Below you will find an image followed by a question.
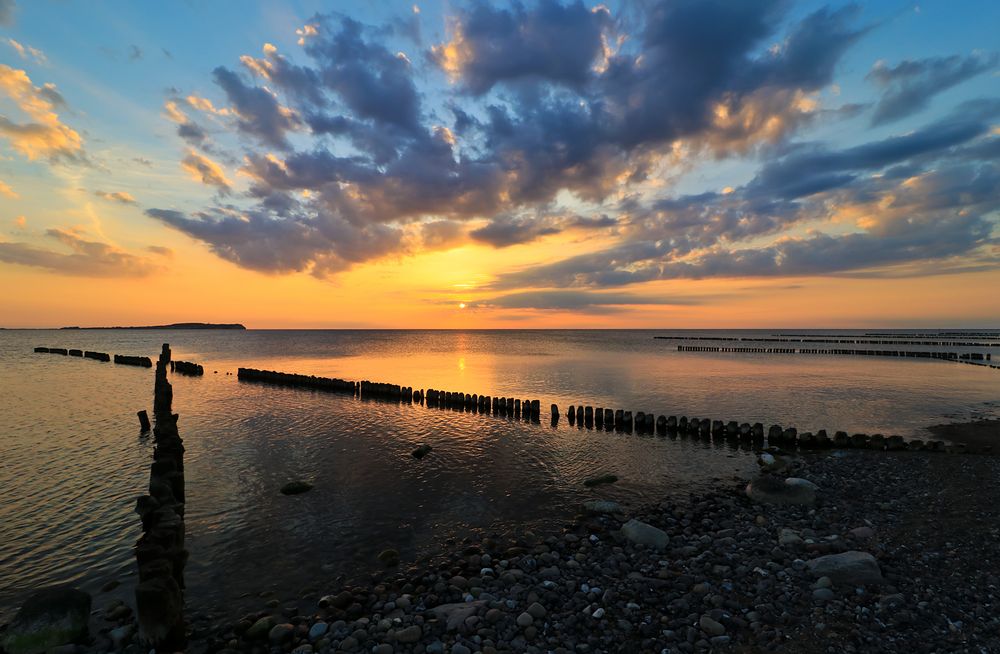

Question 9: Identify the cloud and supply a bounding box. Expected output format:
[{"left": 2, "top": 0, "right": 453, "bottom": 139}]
[
  {"left": 212, "top": 65, "right": 301, "bottom": 149},
  {"left": 431, "top": 0, "right": 612, "bottom": 94},
  {"left": 128, "top": 45, "right": 143, "bottom": 61},
  {"left": 472, "top": 289, "right": 699, "bottom": 313},
  {"left": 469, "top": 211, "right": 617, "bottom": 248},
  {"left": 180, "top": 150, "right": 231, "bottom": 193},
  {"left": 13, "top": 215, "right": 25, "bottom": 228},
  {"left": 868, "top": 52, "right": 998, "bottom": 125},
  {"left": 491, "top": 104, "right": 1000, "bottom": 288},
  {"left": 0, "top": 228, "right": 158, "bottom": 277},
  {"left": 94, "top": 190, "right": 137, "bottom": 205},
  {"left": 163, "top": 100, "right": 209, "bottom": 147},
  {"left": 0, "top": 64, "right": 83, "bottom": 161},
  {"left": 132, "top": 156, "right": 153, "bottom": 167},
  {"left": 0, "top": 179, "right": 17, "bottom": 198},
  {"left": 6, "top": 38, "right": 46, "bottom": 65},
  {"left": 146, "top": 245, "right": 173, "bottom": 257},
  {"left": 149, "top": 1, "right": 997, "bottom": 288},
  {"left": 0, "top": 0, "right": 14, "bottom": 26}
]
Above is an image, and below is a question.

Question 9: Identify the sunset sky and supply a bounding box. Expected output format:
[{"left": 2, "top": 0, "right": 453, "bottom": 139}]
[{"left": 1, "top": 0, "right": 998, "bottom": 328}]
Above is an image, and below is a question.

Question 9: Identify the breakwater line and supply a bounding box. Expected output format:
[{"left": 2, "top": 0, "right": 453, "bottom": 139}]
[
  {"left": 673, "top": 344, "right": 997, "bottom": 369},
  {"left": 655, "top": 335, "right": 1000, "bottom": 347},
  {"left": 236, "top": 367, "right": 958, "bottom": 453}
]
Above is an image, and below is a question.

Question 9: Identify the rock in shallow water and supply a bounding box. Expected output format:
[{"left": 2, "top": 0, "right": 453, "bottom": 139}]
[
  {"left": 280, "top": 480, "right": 313, "bottom": 495},
  {"left": 1, "top": 586, "right": 91, "bottom": 654}
]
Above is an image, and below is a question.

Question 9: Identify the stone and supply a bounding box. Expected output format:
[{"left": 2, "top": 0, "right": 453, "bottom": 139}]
[
  {"left": 269, "top": 623, "right": 295, "bottom": 645},
  {"left": 373, "top": 645, "right": 393, "bottom": 654},
  {"left": 806, "top": 551, "right": 883, "bottom": 585},
  {"left": 412, "top": 444, "right": 433, "bottom": 459},
  {"left": 451, "top": 645, "right": 471, "bottom": 654},
  {"left": 430, "top": 601, "right": 485, "bottom": 631},
  {"left": 746, "top": 476, "right": 817, "bottom": 506},
  {"left": 849, "top": 526, "right": 875, "bottom": 540},
  {"left": 621, "top": 519, "right": 669, "bottom": 550},
  {"left": 699, "top": 616, "right": 725, "bottom": 637},
  {"left": 813, "top": 588, "right": 836, "bottom": 602},
  {"left": 395, "top": 625, "right": 422, "bottom": 643},
  {"left": 378, "top": 548, "right": 400, "bottom": 566},
  {"left": 582, "top": 500, "right": 623, "bottom": 515},
  {"left": 109, "top": 624, "right": 134, "bottom": 649},
  {"left": 246, "top": 616, "right": 276, "bottom": 640},
  {"left": 308, "top": 621, "right": 328, "bottom": 641},
  {"left": 583, "top": 474, "right": 618, "bottom": 487},
  {"left": 1, "top": 586, "right": 92, "bottom": 654},
  {"left": 280, "top": 480, "right": 313, "bottom": 495},
  {"left": 526, "top": 602, "right": 547, "bottom": 619},
  {"left": 516, "top": 612, "right": 534, "bottom": 627},
  {"left": 778, "top": 528, "right": 803, "bottom": 546}
]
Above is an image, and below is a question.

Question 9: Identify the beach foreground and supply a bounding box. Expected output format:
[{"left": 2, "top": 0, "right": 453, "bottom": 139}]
[{"left": 8, "top": 420, "right": 996, "bottom": 654}]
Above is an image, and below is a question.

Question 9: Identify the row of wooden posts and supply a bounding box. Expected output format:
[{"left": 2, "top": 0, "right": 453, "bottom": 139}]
[
  {"left": 676, "top": 344, "right": 996, "bottom": 368},
  {"left": 655, "top": 335, "right": 1000, "bottom": 347},
  {"left": 236, "top": 366, "right": 953, "bottom": 452},
  {"left": 34, "top": 346, "right": 204, "bottom": 373}
]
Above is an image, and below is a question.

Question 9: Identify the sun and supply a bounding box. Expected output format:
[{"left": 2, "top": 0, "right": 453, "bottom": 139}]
[{"left": 458, "top": 302, "right": 466, "bottom": 309}]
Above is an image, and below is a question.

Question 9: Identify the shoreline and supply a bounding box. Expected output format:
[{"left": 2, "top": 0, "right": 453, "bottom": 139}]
[{"left": 7, "top": 420, "right": 999, "bottom": 654}]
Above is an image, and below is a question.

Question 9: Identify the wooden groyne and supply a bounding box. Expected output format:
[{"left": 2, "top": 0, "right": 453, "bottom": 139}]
[
  {"left": 35, "top": 346, "right": 112, "bottom": 361},
  {"left": 237, "top": 365, "right": 958, "bottom": 452},
  {"left": 655, "top": 335, "right": 1000, "bottom": 347},
  {"left": 171, "top": 361, "right": 204, "bottom": 376},
  {"left": 115, "top": 354, "right": 153, "bottom": 368},
  {"left": 134, "top": 344, "right": 187, "bottom": 650},
  {"left": 424, "top": 389, "right": 541, "bottom": 421},
  {"left": 675, "top": 345, "right": 997, "bottom": 368}
]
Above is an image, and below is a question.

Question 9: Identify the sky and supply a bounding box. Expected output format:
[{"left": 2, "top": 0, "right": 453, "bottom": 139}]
[{"left": 0, "top": 0, "right": 998, "bottom": 329}]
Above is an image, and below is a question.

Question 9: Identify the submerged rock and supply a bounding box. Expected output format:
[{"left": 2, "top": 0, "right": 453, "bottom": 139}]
[
  {"left": 583, "top": 474, "right": 619, "bottom": 487},
  {"left": 412, "top": 444, "right": 433, "bottom": 459},
  {"left": 1, "top": 586, "right": 91, "bottom": 654},
  {"left": 280, "top": 481, "right": 313, "bottom": 495}
]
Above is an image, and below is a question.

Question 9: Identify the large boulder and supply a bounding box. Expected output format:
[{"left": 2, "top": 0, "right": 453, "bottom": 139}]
[
  {"left": 806, "top": 551, "right": 883, "bottom": 585},
  {"left": 746, "top": 476, "right": 818, "bottom": 506},
  {"left": 621, "top": 519, "right": 669, "bottom": 550},
  {"left": 1, "top": 586, "right": 91, "bottom": 654}
]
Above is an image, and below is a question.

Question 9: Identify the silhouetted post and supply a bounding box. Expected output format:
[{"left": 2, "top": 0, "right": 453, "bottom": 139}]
[
  {"left": 134, "top": 343, "right": 186, "bottom": 651},
  {"left": 137, "top": 410, "right": 151, "bottom": 432}
]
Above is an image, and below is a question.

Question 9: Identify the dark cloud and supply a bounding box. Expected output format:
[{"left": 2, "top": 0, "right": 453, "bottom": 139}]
[
  {"left": 146, "top": 245, "right": 173, "bottom": 257},
  {"left": 470, "top": 211, "right": 618, "bottom": 248},
  {"left": 128, "top": 45, "right": 143, "bottom": 61},
  {"left": 491, "top": 106, "right": 1000, "bottom": 289},
  {"left": 304, "top": 16, "right": 422, "bottom": 132},
  {"left": 153, "top": 1, "right": 997, "bottom": 287},
  {"left": 0, "top": 228, "right": 157, "bottom": 277},
  {"left": 212, "top": 66, "right": 301, "bottom": 149},
  {"left": 868, "top": 53, "right": 998, "bottom": 125},
  {"left": 471, "top": 289, "right": 699, "bottom": 313},
  {"left": 431, "top": 0, "right": 612, "bottom": 94},
  {"left": 0, "top": 0, "right": 14, "bottom": 26}
]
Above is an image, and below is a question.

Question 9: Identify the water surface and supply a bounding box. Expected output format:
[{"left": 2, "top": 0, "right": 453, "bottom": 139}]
[{"left": 1, "top": 329, "right": 998, "bottom": 621}]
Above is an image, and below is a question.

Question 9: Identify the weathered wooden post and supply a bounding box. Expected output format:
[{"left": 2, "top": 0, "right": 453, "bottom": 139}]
[{"left": 134, "top": 344, "right": 186, "bottom": 651}]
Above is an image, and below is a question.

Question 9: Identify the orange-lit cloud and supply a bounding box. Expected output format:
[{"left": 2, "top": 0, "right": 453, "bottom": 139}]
[
  {"left": 94, "top": 190, "right": 137, "bottom": 205},
  {"left": 180, "top": 149, "right": 231, "bottom": 193},
  {"left": 0, "top": 178, "right": 17, "bottom": 198},
  {"left": 5, "top": 38, "right": 46, "bottom": 64},
  {"left": 0, "top": 227, "right": 159, "bottom": 277},
  {"left": 0, "top": 64, "right": 82, "bottom": 161}
]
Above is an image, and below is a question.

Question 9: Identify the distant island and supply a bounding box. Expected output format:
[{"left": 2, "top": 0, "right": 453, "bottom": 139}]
[{"left": 59, "top": 322, "right": 246, "bottom": 330}]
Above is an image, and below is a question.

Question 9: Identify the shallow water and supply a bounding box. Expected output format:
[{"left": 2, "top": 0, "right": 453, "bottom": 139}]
[{"left": 1, "top": 329, "right": 998, "bottom": 620}]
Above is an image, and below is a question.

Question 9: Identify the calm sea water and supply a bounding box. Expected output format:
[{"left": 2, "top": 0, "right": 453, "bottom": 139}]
[{"left": 1, "top": 329, "right": 998, "bottom": 621}]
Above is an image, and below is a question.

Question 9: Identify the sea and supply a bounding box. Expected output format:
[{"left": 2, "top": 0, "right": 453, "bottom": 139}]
[{"left": 1, "top": 328, "right": 998, "bottom": 621}]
